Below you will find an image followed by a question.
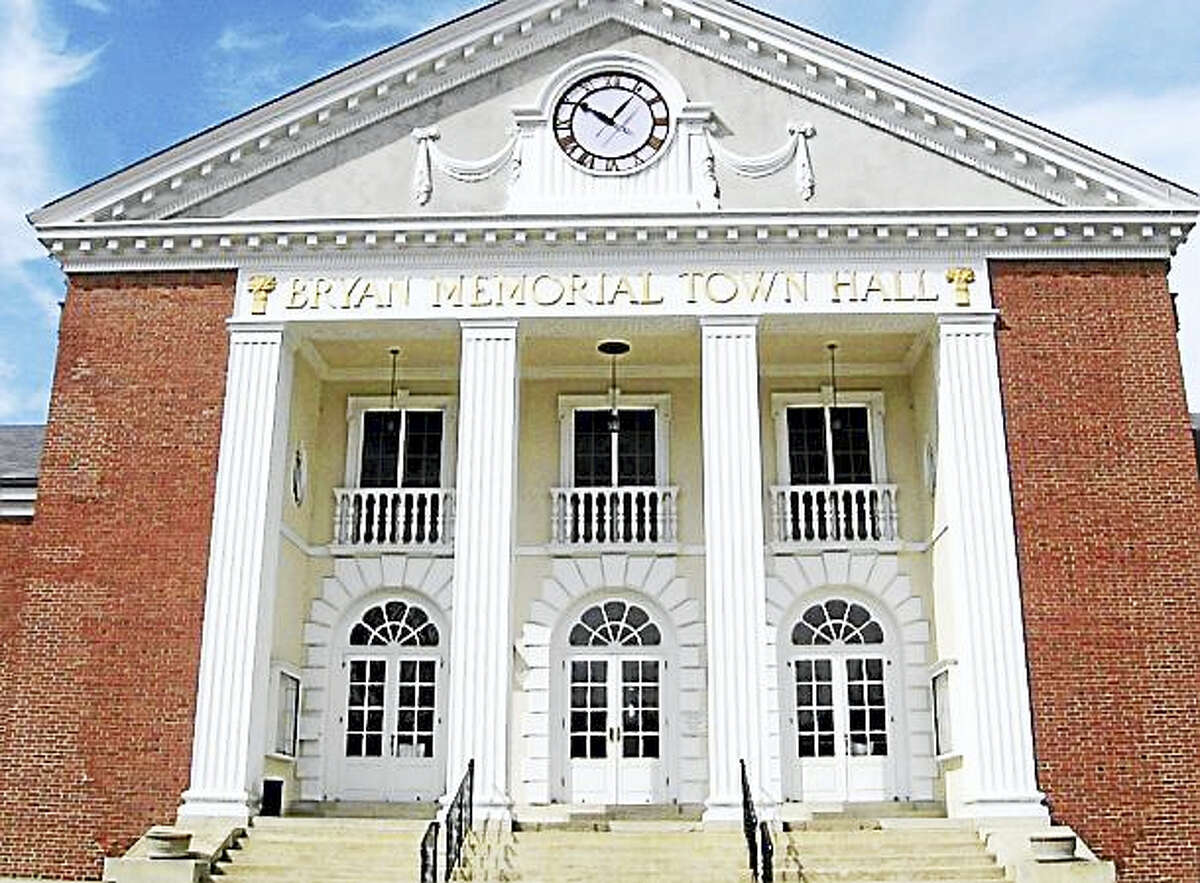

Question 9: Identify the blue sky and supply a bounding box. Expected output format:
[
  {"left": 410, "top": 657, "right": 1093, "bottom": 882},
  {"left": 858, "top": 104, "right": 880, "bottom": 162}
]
[{"left": 3, "top": 0, "right": 1199, "bottom": 423}]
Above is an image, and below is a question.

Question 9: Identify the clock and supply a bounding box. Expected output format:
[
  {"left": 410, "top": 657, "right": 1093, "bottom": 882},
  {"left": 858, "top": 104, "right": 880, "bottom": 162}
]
[{"left": 552, "top": 70, "right": 671, "bottom": 174}]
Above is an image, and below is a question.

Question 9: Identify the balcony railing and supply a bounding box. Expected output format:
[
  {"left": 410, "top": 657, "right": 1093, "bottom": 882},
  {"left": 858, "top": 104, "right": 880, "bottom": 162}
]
[
  {"left": 770, "top": 483, "right": 898, "bottom": 544},
  {"left": 551, "top": 486, "right": 678, "bottom": 546},
  {"left": 332, "top": 487, "right": 455, "bottom": 550}
]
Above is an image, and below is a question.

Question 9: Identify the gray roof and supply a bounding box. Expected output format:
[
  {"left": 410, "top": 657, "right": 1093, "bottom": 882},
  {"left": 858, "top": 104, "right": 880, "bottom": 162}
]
[{"left": 0, "top": 425, "right": 45, "bottom": 481}]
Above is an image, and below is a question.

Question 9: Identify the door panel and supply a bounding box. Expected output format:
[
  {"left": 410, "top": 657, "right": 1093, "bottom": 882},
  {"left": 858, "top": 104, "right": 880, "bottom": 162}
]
[
  {"left": 788, "top": 654, "right": 892, "bottom": 803},
  {"left": 567, "top": 656, "right": 664, "bottom": 804},
  {"left": 337, "top": 654, "right": 443, "bottom": 801}
]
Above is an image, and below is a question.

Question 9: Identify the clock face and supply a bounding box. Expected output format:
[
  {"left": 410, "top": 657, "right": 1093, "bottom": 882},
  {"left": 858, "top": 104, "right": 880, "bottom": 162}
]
[{"left": 553, "top": 71, "right": 671, "bottom": 174}]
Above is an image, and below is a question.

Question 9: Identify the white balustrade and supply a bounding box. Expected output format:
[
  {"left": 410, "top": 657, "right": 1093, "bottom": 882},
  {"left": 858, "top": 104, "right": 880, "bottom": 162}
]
[
  {"left": 550, "top": 486, "right": 678, "bottom": 546},
  {"left": 770, "top": 483, "right": 899, "bottom": 544},
  {"left": 332, "top": 487, "right": 455, "bottom": 548}
]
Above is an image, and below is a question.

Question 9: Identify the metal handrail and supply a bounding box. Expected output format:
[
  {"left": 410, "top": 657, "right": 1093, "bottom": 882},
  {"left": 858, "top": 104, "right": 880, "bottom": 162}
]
[
  {"left": 739, "top": 759, "right": 773, "bottom": 882},
  {"left": 444, "top": 759, "right": 474, "bottom": 881},
  {"left": 419, "top": 820, "right": 439, "bottom": 883}
]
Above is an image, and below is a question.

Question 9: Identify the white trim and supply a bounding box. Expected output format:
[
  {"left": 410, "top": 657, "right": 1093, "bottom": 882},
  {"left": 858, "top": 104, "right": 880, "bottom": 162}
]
[
  {"left": 37, "top": 210, "right": 1192, "bottom": 272},
  {"left": 770, "top": 390, "right": 887, "bottom": 486},
  {"left": 297, "top": 555, "right": 455, "bottom": 802},
  {"left": 556, "top": 392, "right": 672, "bottom": 486},
  {"left": 266, "top": 662, "right": 302, "bottom": 760},
  {"left": 764, "top": 550, "right": 934, "bottom": 804},
  {"left": 344, "top": 394, "right": 458, "bottom": 488},
  {"left": 517, "top": 554, "right": 706, "bottom": 806}
]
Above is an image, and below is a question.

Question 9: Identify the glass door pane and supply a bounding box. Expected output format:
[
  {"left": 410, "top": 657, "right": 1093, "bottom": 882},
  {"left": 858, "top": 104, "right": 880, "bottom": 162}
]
[
  {"left": 845, "top": 657, "right": 888, "bottom": 757},
  {"left": 616, "top": 410, "right": 656, "bottom": 486},
  {"left": 829, "top": 407, "right": 872, "bottom": 484},
  {"left": 569, "top": 659, "right": 609, "bottom": 759},
  {"left": 786, "top": 407, "right": 828, "bottom": 485},
  {"left": 345, "top": 659, "right": 387, "bottom": 757},
  {"left": 394, "top": 658, "right": 437, "bottom": 758},
  {"left": 794, "top": 658, "right": 835, "bottom": 758},
  {"left": 619, "top": 659, "right": 660, "bottom": 759},
  {"left": 360, "top": 412, "right": 401, "bottom": 487}
]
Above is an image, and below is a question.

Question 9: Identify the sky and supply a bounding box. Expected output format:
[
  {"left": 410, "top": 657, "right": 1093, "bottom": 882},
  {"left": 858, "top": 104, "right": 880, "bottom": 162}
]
[{"left": 2, "top": 0, "right": 1199, "bottom": 424}]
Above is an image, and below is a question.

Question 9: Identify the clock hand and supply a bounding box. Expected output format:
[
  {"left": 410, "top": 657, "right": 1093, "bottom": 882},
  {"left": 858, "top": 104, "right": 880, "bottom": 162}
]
[
  {"left": 580, "top": 100, "right": 632, "bottom": 134},
  {"left": 601, "top": 99, "right": 642, "bottom": 147}
]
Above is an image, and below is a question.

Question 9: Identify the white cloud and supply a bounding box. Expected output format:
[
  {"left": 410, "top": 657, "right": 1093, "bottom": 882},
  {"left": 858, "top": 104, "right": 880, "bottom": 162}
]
[
  {"left": 306, "top": 0, "right": 474, "bottom": 34},
  {"left": 0, "top": 355, "right": 51, "bottom": 424},
  {"left": 72, "top": 0, "right": 111, "bottom": 13},
  {"left": 0, "top": 0, "right": 97, "bottom": 266},
  {"left": 215, "top": 24, "right": 286, "bottom": 54}
]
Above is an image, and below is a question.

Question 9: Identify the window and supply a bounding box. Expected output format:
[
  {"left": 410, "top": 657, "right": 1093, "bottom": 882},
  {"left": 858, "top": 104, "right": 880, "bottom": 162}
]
[
  {"left": 931, "top": 666, "right": 954, "bottom": 757},
  {"left": 359, "top": 410, "right": 444, "bottom": 488},
  {"left": 792, "top": 598, "right": 884, "bottom": 646},
  {"left": 786, "top": 405, "right": 873, "bottom": 485},
  {"left": 568, "top": 599, "right": 662, "bottom": 646},
  {"left": 772, "top": 392, "right": 886, "bottom": 488},
  {"left": 272, "top": 670, "right": 300, "bottom": 757},
  {"left": 574, "top": 408, "right": 657, "bottom": 487}
]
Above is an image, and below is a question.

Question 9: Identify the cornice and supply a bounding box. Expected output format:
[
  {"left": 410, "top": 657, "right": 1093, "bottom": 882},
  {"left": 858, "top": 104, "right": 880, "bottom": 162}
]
[
  {"left": 38, "top": 209, "right": 1194, "bottom": 272},
  {"left": 28, "top": 0, "right": 1199, "bottom": 230}
]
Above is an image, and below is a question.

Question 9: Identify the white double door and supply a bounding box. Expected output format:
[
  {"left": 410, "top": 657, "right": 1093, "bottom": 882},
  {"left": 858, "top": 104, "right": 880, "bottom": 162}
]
[
  {"left": 787, "top": 653, "right": 893, "bottom": 803},
  {"left": 335, "top": 650, "right": 445, "bottom": 801},
  {"left": 566, "top": 655, "right": 664, "bottom": 804}
]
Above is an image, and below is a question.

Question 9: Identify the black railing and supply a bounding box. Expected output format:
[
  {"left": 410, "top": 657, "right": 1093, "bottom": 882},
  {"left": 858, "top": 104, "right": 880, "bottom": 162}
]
[
  {"left": 444, "top": 759, "right": 474, "bottom": 881},
  {"left": 739, "top": 759, "right": 773, "bottom": 882},
  {"left": 419, "top": 820, "right": 439, "bottom": 883}
]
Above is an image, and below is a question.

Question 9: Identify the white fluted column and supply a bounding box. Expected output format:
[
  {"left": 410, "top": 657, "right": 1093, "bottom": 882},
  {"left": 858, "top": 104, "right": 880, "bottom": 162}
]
[
  {"left": 180, "top": 324, "right": 293, "bottom": 823},
  {"left": 447, "top": 319, "right": 518, "bottom": 817},
  {"left": 700, "top": 316, "right": 773, "bottom": 820},
  {"left": 933, "top": 314, "right": 1045, "bottom": 818}
]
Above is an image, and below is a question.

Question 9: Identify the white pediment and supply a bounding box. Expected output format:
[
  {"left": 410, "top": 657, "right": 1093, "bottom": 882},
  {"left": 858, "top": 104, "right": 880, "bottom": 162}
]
[{"left": 30, "top": 0, "right": 1199, "bottom": 230}]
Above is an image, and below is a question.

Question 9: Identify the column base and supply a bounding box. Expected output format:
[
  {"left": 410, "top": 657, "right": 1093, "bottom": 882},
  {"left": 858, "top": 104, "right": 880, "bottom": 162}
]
[
  {"left": 958, "top": 794, "right": 1049, "bottom": 821},
  {"left": 177, "top": 789, "right": 255, "bottom": 827}
]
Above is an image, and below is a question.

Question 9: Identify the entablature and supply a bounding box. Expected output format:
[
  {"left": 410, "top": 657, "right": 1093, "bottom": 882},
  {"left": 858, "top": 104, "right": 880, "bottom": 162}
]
[{"left": 38, "top": 209, "right": 1193, "bottom": 274}]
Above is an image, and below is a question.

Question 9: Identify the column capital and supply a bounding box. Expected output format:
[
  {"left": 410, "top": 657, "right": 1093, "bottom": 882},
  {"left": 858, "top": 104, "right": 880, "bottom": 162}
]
[
  {"left": 699, "top": 315, "right": 760, "bottom": 330},
  {"left": 937, "top": 311, "right": 998, "bottom": 332},
  {"left": 226, "top": 320, "right": 285, "bottom": 336},
  {"left": 459, "top": 318, "right": 518, "bottom": 335}
]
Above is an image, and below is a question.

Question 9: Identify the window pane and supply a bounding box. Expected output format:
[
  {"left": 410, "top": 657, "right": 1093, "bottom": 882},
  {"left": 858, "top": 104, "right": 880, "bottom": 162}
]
[
  {"left": 574, "top": 410, "right": 612, "bottom": 487},
  {"left": 617, "top": 409, "right": 656, "bottom": 486},
  {"left": 274, "top": 672, "right": 299, "bottom": 757},
  {"left": 787, "top": 407, "right": 828, "bottom": 484},
  {"left": 830, "top": 407, "right": 872, "bottom": 484},
  {"left": 402, "top": 411, "right": 443, "bottom": 488},
  {"left": 360, "top": 411, "right": 400, "bottom": 487}
]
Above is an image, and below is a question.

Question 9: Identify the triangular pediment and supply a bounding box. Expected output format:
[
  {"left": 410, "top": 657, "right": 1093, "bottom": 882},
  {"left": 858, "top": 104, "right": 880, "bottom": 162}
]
[{"left": 30, "top": 0, "right": 1198, "bottom": 229}]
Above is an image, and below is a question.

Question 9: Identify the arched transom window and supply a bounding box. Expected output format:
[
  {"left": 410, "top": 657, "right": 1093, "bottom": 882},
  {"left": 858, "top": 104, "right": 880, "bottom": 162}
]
[
  {"left": 569, "top": 600, "right": 661, "bottom": 647},
  {"left": 349, "top": 599, "right": 440, "bottom": 647},
  {"left": 792, "top": 598, "right": 883, "bottom": 646}
]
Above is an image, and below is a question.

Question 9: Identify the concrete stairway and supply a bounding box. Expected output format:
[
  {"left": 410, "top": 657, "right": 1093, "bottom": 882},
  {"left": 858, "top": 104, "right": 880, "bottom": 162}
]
[
  {"left": 507, "top": 821, "right": 761, "bottom": 882},
  {"left": 211, "top": 816, "right": 430, "bottom": 882},
  {"left": 780, "top": 818, "right": 1006, "bottom": 882}
]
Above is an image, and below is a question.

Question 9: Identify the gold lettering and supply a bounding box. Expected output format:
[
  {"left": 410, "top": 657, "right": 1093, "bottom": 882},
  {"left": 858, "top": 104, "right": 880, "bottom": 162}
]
[
  {"left": 705, "top": 271, "right": 739, "bottom": 304},
  {"left": 433, "top": 276, "right": 463, "bottom": 308},
  {"left": 352, "top": 277, "right": 380, "bottom": 309},
  {"left": 639, "top": 272, "right": 660, "bottom": 305},
  {"left": 862, "top": 273, "right": 886, "bottom": 302},
  {"left": 312, "top": 277, "right": 333, "bottom": 309},
  {"left": 531, "top": 274, "right": 565, "bottom": 305},
  {"left": 498, "top": 276, "right": 525, "bottom": 306},
  {"left": 385, "top": 278, "right": 406, "bottom": 308},
  {"left": 468, "top": 275, "right": 492, "bottom": 307},
  {"left": 681, "top": 272, "right": 702, "bottom": 304},
  {"left": 739, "top": 271, "right": 777, "bottom": 302},
  {"left": 608, "top": 274, "right": 636, "bottom": 306},
  {"left": 784, "top": 272, "right": 806, "bottom": 303},
  {"left": 285, "top": 277, "right": 308, "bottom": 310},
  {"left": 888, "top": 272, "right": 912, "bottom": 302},
  {"left": 832, "top": 270, "right": 854, "bottom": 303},
  {"left": 567, "top": 274, "right": 593, "bottom": 306}
]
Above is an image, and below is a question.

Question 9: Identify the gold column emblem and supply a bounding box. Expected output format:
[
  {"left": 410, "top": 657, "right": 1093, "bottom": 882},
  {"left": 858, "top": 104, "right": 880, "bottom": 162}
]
[
  {"left": 945, "top": 267, "right": 976, "bottom": 307},
  {"left": 248, "top": 274, "right": 278, "bottom": 315}
]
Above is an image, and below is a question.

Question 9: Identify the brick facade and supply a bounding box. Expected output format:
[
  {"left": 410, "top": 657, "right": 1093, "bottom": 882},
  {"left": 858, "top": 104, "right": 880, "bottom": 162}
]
[
  {"left": 992, "top": 260, "right": 1200, "bottom": 882},
  {"left": 0, "top": 272, "right": 233, "bottom": 880}
]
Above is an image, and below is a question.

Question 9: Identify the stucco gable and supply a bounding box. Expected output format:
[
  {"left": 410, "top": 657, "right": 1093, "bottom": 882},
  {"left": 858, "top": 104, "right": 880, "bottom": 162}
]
[{"left": 30, "top": 0, "right": 1198, "bottom": 228}]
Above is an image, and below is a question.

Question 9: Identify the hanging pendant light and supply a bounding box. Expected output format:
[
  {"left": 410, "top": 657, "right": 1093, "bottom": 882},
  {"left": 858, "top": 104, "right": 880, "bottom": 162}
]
[
  {"left": 827, "top": 341, "right": 842, "bottom": 430},
  {"left": 598, "top": 339, "right": 631, "bottom": 434},
  {"left": 386, "top": 346, "right": 401, "bottom": 434}
]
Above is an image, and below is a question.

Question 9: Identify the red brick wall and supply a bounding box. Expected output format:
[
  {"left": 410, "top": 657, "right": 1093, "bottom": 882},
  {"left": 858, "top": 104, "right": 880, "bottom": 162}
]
[
  {"left": 992, "top": 260, "right": 1200, "bottom": 882},
  {"left": 0, "top": 272, "right": 234, "bottom": 880}
]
